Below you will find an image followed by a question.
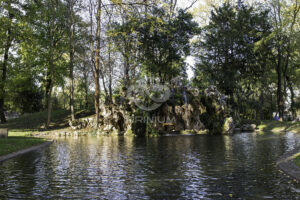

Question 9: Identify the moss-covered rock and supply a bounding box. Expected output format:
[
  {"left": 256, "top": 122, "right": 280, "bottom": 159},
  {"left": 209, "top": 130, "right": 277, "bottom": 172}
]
[
  {"left": 222, "top": 117, "right": 235, "bottom": 134},
  {"left": 74, "top": 85, "right": 232, "bottom": 136}
]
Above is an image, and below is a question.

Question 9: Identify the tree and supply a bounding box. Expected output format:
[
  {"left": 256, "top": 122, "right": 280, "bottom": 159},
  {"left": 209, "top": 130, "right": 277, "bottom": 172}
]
[
  {"left": 88, "top": 0, "right": 102, "bottom": 127},
  {"left": 270, "top": 0, "right": 300, "bottom": 120},
  {"left": 0, "top": 0, "right": 15, "bottom": 123},
  {"left": 195, "top": 2, "right": 273, "bottom": 119},
  {"left": 66, "top": 0, "right": 77, "bottom": 121}
]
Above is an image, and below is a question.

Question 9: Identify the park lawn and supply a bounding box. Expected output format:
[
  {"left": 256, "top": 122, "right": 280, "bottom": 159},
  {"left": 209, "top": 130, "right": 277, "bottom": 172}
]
[
  {"left": 257, "top": 120, "right": 300, "bottom": 134},
  {"left": 0, "top": 109, "right": 94, "bottom": 135},
  {"left": 0, "top": 137, "right": 46, "bottom": 157},
  {"left": 295, "top": 155, "right": 300, "bottom": 167},
  {"left": 0, "top": 110, "right": 71, "bottom": 132}
]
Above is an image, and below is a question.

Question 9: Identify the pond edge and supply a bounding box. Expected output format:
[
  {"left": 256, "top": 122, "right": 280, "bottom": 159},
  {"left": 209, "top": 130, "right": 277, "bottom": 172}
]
[
  {"left": 276, "top": 147, "right": 300, "bottom": 181},
  {"left": 0, "top": 141, "right": 53, "bottom": 163}
]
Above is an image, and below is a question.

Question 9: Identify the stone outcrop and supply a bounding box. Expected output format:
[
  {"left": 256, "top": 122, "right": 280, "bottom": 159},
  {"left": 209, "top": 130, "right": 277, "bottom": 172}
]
[
  {"left": 151, "top": 103, "right": 206, "bottom": 133},
  {"left": 222, "top": 117, "right": 235, "bottom": 134},
  {"left": 241, "top": 124, "right": 257, "bottom": 132},
  {"left": 69, "top": 85, "right": 232, "bottom": 136},
  {"left": 68, "top": 119, "right": 90, "bottom": 130}
]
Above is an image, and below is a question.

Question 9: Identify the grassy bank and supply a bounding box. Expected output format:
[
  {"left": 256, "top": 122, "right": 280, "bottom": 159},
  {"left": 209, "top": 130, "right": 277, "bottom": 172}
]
[
  {"left": 257, "top": 120, "right": 300, "bottom": 134},
  {"left": 1, "top": 110, "right": 299, "bottom": 136},
  {"left": 295, "top": 154, "right": 300, "bottom": 167},
  {"left": 0, "top": 109, "right": 94, "bottom": 135},
  {"left": 0, "top": 137, "right": 46, "bottom": 157},
  {"left": 0, "top": 110, "right": 72, "bottom": 131},
  {"left": 0, "top": 109, "right": 94, "bottom": 157}
]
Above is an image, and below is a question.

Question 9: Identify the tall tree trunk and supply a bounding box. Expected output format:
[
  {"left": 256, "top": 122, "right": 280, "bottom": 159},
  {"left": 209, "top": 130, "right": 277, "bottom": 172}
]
[
  {"left": 108, "top": 36, "right": 113, "bottom": 102},
  {"left": 46, "top": 47, "right": 54, "bottom": 128},
  {"left": 84, "top": 70, "right": 89, "bottom": 109},
  {"left": 276, "top": 46, "right": 284, "bottom": 121},
  {"left": 259, "top": 91, "right": 264, "bottom": 120},
  {"left": 62, "top": 84, "right": 66, "bottom": 110},
  {"left": 93, "top": 0, "right": 102, "bottom": 128},
  {"left": 123, "top": 40, "right": 130, "bottom": 89},
  {"left": 100, "top": 68, "right": 108, "bottom": 98},
  {"left": 68, "top": 0, "right": 75, "bottom": 121},
  {"left": 0, "top": 7, "right": 12, "bottom": 124},
  {"left": 69, "top": 23, "right": 75, "bottom": 121},
  {"left": 0, "top": 29, "right": 11, "bottom": 124},
  {"left": 260, "top": 63, "right": 267, "bottom": 120},
  {"left": 46, "top": 0, "right": 57, "bottom": 129},
  {"left": 269, "top": 92, "right": 273, "bottom": 120},
  {"left": 286, "top": 76, "right": 296, "bottom": 119},
  {"left": 282, "top": 3, "right": 299, "bottom": 120}
]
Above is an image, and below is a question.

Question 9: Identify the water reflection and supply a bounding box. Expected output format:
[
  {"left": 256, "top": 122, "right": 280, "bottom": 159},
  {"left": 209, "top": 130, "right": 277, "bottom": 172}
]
[{"left": 1, "top": 133, "right": 300, "bottom": 199}]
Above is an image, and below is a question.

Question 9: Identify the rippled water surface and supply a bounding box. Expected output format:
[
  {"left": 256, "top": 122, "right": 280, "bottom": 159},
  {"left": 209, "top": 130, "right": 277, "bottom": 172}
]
[{"left": 1, "top": 132, "right": 300, "bottom": 199}]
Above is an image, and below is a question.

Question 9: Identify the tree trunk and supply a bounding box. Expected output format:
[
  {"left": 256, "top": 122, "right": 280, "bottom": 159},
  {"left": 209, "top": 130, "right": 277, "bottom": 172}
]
[
  {"left": 84, "top": 70, "right": 89, "bottom": 109},
  {"left": 45, "top": 0, "right": 57, "bottom": 129},
  {"left": 276, "top": 46, "right": 284, "bottom": 121},
  {"left": 100, "top": 68, "right": 108, "bottom": 98},
  {"left": 108, "top": 37, "right": 113, "bottom": 102},
  {"left": 62, "top": 84, "right": 66, "bottom": 110},
  {"left": 68, "top": 0, "right": 75, "bottom": 121},
  {"left": 0, "top": 30, "right": 11, "bottom": 123},
  {"left": 46, "top": 50, "right": 54, "bottom": 129},
  {"left": 123, "top": 48, "right": 130, "bottom": 88},
  {"left": 260, "top": 64, "right": 267, "bottom": 120},
  {"left": 93, "top": 0, "right": 102, "bottom": 128},
  {"left": 0, "top": 8, "right": 13, "bottom": 124},
  {"left": 269, "top": 92, "right": 273, "bottom": 120},
  {"left": 259, "top": 92, "right": 264, "bottom": 120},
  {"left": 286, "top": 76, "right": 296, "bottom": 119},
  {"left": 69, "top": 25, "right": 75, "bottom": 121}
]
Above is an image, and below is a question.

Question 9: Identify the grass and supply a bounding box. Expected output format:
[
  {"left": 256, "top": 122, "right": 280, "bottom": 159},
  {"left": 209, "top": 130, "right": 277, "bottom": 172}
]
[
  {"left": 0, "top": 137, "right": 46, "bottom": 157},
  {"left": 257, "top": 120, "right": 300, "bottom": 134},
  {"left": 0, "top": 109, "right": 95, "bottom": 135},
  {"left": 0, "top": 110, "right": 71, "bottom": 131},
  {"left": 295, "top": 155, "right": 300, "bottom": 167}
]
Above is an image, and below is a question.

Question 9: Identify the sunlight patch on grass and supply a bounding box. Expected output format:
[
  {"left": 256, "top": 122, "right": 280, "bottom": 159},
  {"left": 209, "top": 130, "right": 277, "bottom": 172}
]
[{"left": 257, "top": 121, "right": 300, "bottom": 134}]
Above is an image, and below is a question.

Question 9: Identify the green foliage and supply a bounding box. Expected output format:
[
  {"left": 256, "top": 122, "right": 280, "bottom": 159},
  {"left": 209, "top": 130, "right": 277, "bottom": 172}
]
[
  {"left": 199, "top": 94, "right": 228, "bottom": 134},
  {"left": 196, "top": 3, "right": 272, "bottom": 95},
  {"left": 110, "top": 7, "right": 198, "bottom": 82}
]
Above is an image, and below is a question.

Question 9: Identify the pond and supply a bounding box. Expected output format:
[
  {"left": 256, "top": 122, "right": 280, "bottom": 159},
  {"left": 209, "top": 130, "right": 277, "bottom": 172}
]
[{"left": 1, "top": 132, "right": 300, "bottom": 199}]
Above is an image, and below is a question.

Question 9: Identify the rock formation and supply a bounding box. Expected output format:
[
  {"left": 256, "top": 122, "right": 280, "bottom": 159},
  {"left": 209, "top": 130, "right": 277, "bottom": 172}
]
[{"left": 69, "top": 85, "right": 233, "bottom": 136}]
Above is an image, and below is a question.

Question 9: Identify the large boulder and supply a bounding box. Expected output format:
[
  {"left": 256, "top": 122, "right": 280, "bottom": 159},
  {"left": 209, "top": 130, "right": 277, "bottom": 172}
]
[
  {"left": 241, "top": 124, "right": 257, "bottom": 132},
  {"left": 68, "top": 119, "right": 89, "bottom": 130},
  {"left": 222, "top": 117, "right": 235, "bottom": 134}
]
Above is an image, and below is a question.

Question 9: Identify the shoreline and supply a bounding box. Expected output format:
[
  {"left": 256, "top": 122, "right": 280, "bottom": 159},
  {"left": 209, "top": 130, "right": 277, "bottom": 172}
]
[
  {"left": 0, "top": 141, "right": 53, "bottom": 163},
  {"left": 276, "top": 147, "right": 300, "bottom": 181}
]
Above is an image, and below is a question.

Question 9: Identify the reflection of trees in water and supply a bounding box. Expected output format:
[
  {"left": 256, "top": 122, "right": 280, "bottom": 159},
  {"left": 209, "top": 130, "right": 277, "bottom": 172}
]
[{"left": 2, "top": 134, "right": 300, "bottom": 199}]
